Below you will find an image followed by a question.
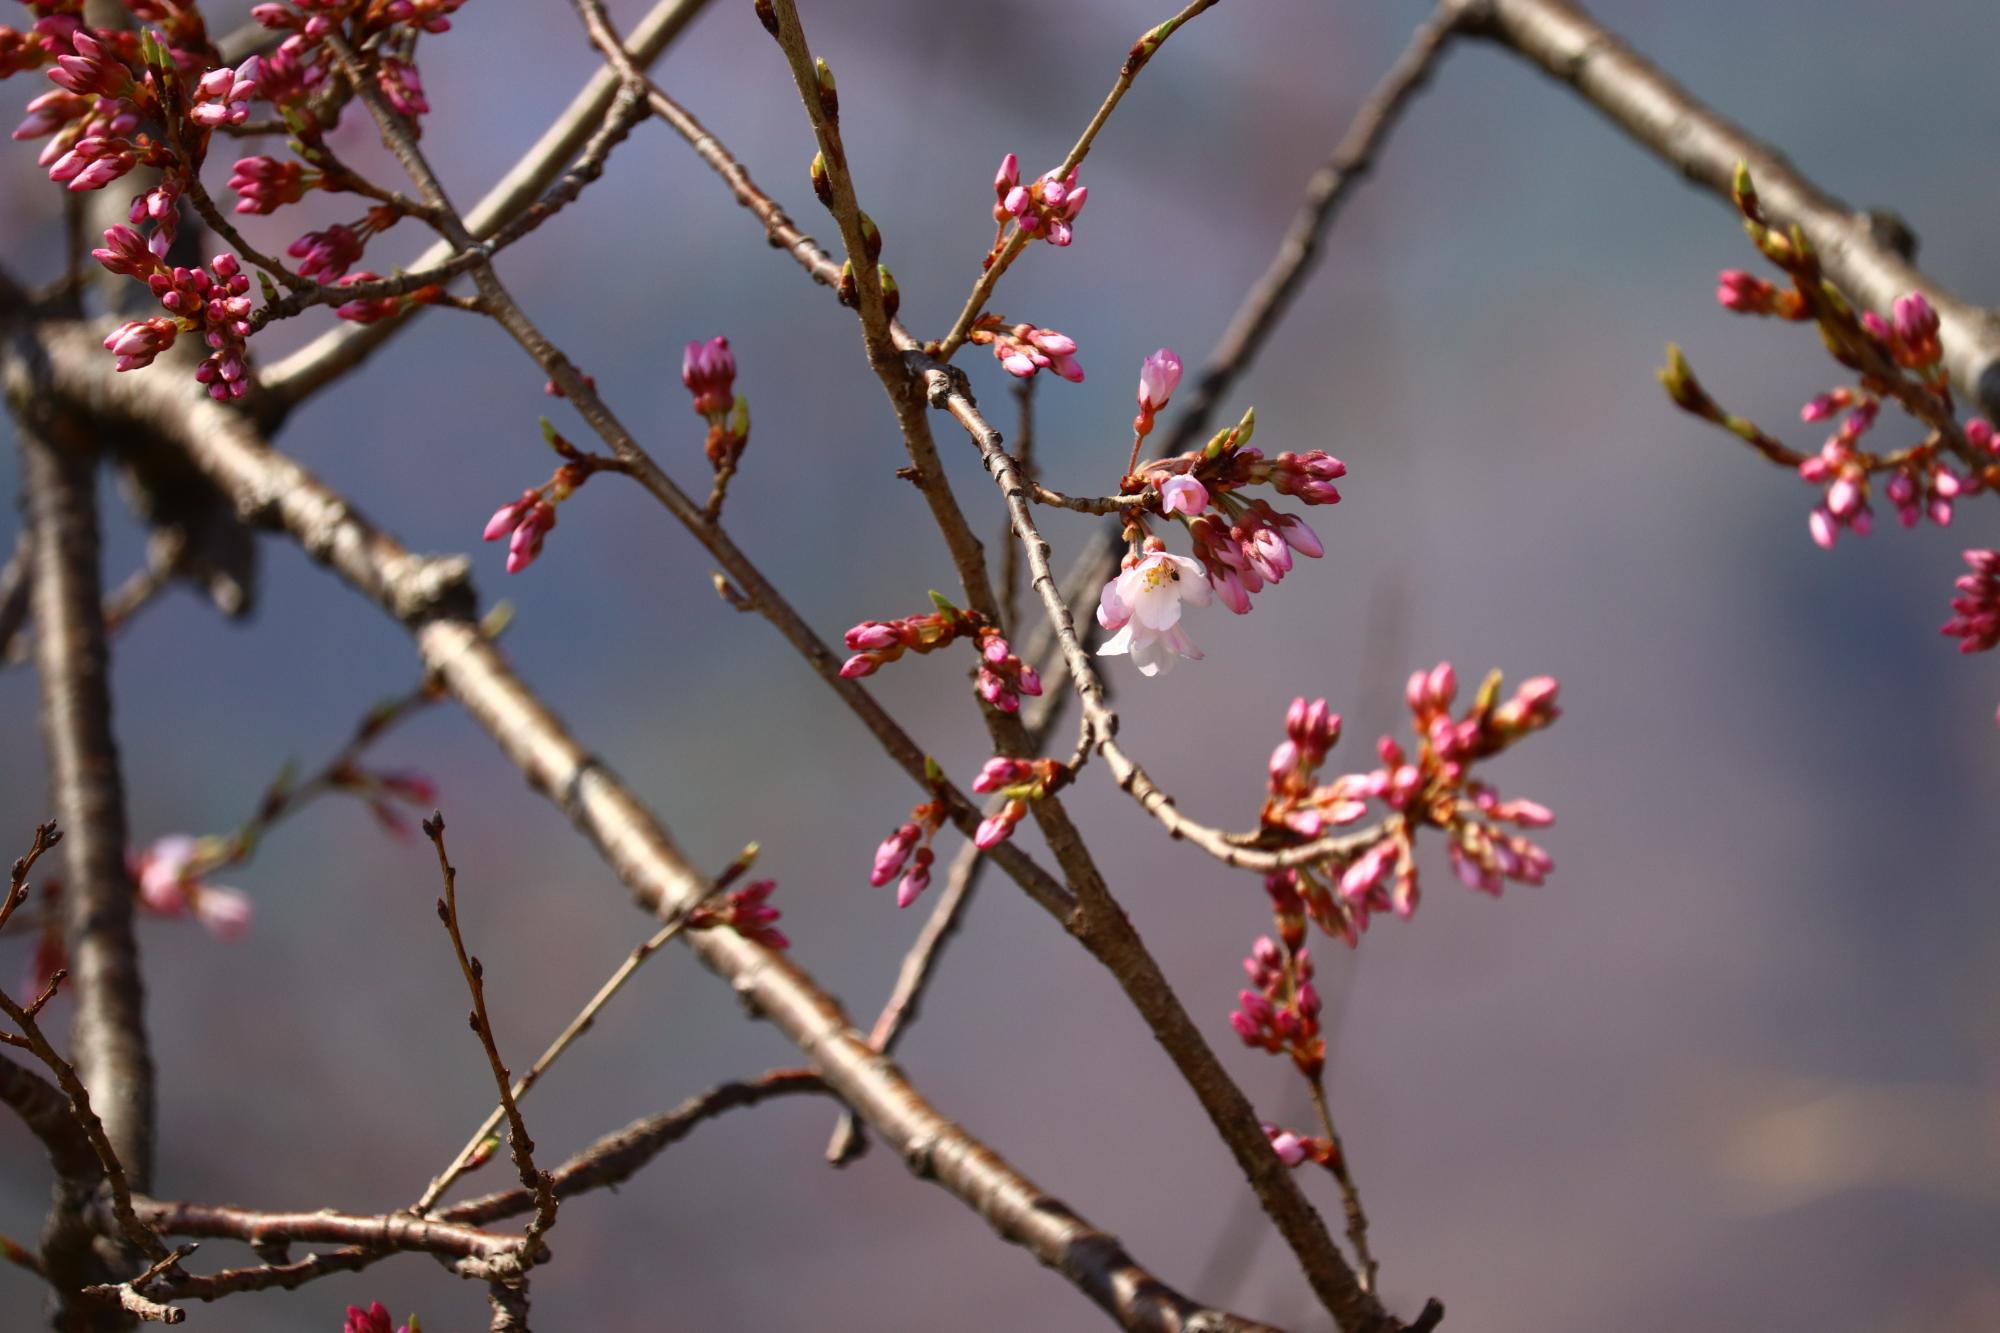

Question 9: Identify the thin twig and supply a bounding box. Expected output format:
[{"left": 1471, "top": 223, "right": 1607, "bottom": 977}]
[
  {"left": 935, "top": 0, "right": 1222, "bottom": 358},
  {"left": 414, "top": 894, "right": 710, "bottom": 1214},
  {"left": 1307, "top": 1079, "right": 1376, "bottom": 1294},
  {"left": 424, "top": 814, "right": 559, "bottom": 1264}
]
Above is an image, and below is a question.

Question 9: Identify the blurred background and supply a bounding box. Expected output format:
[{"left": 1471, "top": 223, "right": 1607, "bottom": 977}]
[{"left": 3, "top": 0, "right": 1999, "bottom": 1328}]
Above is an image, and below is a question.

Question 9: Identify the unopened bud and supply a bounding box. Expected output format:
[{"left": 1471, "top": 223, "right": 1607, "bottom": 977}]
[{"left": 814, "top": 57, "right": 837, "bottom": 120}]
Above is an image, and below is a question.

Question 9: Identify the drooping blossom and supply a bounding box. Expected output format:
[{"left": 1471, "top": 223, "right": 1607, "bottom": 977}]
[
  {"left": 1096, "top": 549, "right": 1209, "bottom": 676},
  {"left": 129, "top": 836, "right": 253, "bottom": 941}
]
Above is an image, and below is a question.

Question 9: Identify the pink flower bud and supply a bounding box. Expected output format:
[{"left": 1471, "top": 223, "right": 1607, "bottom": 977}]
[
  {"left": 483, "top": 489, "right": 541, "bottom": 542},
  {"left": 1137, "top": 348, "right": 1182, "bottom": 410}
]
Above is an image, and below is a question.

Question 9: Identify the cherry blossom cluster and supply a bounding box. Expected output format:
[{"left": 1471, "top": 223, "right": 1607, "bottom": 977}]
[
  {"left": 1665, "top": 164, "right": 2000, "bottom": 723},
  {"left": 686, "top": 879, "right": 789, "bottom": 951},
  {"left": 1094, "top": 351, "right": 1346, "bottom": 675},
  {"left": 991, "top": 153, "right": 1087, "bottom": 251},
  {"left": 344, "top": 1303, "right": 416, "bottom": 1333},
  {"left": 967, "top": 315, "right": 1084, "bottom": 383},
  {"left": 4, "top": 0, "right": 472, "bottom": 395},
  {"left": 684, "top": 335, "right": 751, "bottom": 476},
  {"left": 841, "top": 597, "right": 1042, "bottom": 713},
  {"left": 1259, "top": 666, "right": 1559, "bottom": 949},
  {"left": 1663, "top": 164, "right": 2000, "bottom": 552},
  {"left": 250, "top": 0, "right": 463, "bottom": 136}
]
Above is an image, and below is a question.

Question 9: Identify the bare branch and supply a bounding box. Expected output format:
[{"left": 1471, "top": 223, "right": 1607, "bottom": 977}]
[
  {"left": 8, "top": 361, "right": 159, "bottom": 1244},
  {"left": 424, "top": 814, "right": 559, "bottom": 1264},
  {"left": 19, "top": 324, "right": 1278, "bottom": 1333}
]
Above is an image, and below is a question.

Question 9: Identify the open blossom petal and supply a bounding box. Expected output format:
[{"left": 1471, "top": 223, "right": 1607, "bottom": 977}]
[
  {"left": 1129, "top": 623, "right": 1201, "bottom": 677},
  {"left": 1159, "top": 474, "right": 1207, "bottom": 517}
]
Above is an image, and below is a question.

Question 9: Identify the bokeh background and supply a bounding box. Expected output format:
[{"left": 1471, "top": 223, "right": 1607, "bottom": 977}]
[{"left": 3, "top": 1, "right": 1998, "bottom": 1328}]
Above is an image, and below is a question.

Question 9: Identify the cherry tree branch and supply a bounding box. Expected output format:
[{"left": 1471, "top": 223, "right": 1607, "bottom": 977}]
[
  {"left": 444, "top": 1070, "right": 828, "bottom": 1225},
  {"left": 11, "top": 322, "right": 1276, "bottom": 1333},
  {"left": 7, "top": 371, "right": 157, "bottom": 1201},
  {"left": 1458, "top": 0, "right": 2000, "bottom": 419}
]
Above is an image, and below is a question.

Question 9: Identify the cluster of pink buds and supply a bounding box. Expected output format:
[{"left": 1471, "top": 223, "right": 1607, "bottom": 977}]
[
  {"left": 484, "top": 489, "right": 558, "bottom": 574},
  {"left": 967, "top": 316, "right": 1083, "bottom": 383},
  {"left": 483, "top": 423, "right": 621, "bottom": 574},
  {"left": 343, "top": 1303, "right": 416, "bottom": 1333},
  {"left": 190, "top": 54, "right": 261, "bottom": 127},
  {"left": 1942, "top": 549, "right": 2000, "bottom": 725},
  {"left": 377, "top": 54, "right": 427, "bottom": 124},
  {"left": 1943, "top": 550, "right": 2000, "bottom": 655},
  {"left": 841, "top": 597, "right": 1036, "bottom": 712},
  {"left": 128, "top": 836, "right": 254, "bottom": 942},
  {"left": 967, "top": 755, "right": 1068, "bottom": 849},
  {"left": 1255, "top": 667, "right": 1559, "bottom": 949},
  {"left": 992, "top": 153, "right": 1087, "bottom": 248},
  {"left": 840, "top": 598, "right": 983, "bottom": 678},
  {"left": 94, "top": 232, "right": 256, "bottom": 398},
  {"left": 1229, "top": 934, "right": 1324, "bottom": 1079},
  {"left": 870, "top": 795, "right": 948, "bottom": 908},
  {"left": 1863, "top": 292, "right": 1945, "bottom": 374},
  {"left": 289, "top": 223, "right": 366, "bottom": 282},
  {"left": 0, "top": 14, "right": 78, "bottom": 79},
  {"left": 228, "top": 155, "right": 315, "bottom": 214},
  {"left": 973, "top": 625, "right": 1042, "bottom": 713},
  {"left": 687, "top": 880, "right": 788, "bottom": 951},
  {"left": 1669, "top": 166, "right": 2000, "bottom": 580},
  {"left": 683, "top": 335, "right": 750, "bottom": 470},
  {"left": 25, "top": 24, "right": 152, "bottom": 193},
  {"left": 1714, "top": 268, "right": 1802, "bottom": 319}
]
